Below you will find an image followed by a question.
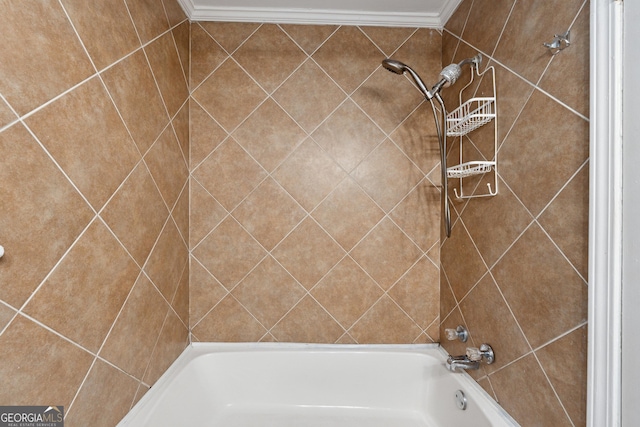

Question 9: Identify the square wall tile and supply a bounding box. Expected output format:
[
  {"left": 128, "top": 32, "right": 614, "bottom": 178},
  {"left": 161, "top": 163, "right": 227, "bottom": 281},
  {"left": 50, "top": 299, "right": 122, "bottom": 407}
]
[
  {"left": 234, "top": 24, "right": 307, "bottom": 93},
  {"left": 0, "top": 124, "right": 93, "bottom": 308},
  {"left": 145, "top": 31, "right": 189, "bottom": 118},
  {"left": 65, "top": 359, "right": 139, "bottom": 427},
  {"left": 125, "top": 0, "right": 170, "bottom": 44},
  {"left": 100, "top": 274, "right": 169, "bottom": 379},
  {"left": 0, "top": 316, "right": 93, "bottom": 407},
  {"left": 491, "top": 224, "right": 587, "bottom": 349},
  {"left": 0, "top": 0, "right": 93, "bottom": 115},
  {"left": 102, "top": 50, "right": 170, "bottom": 155},
  {"left": 61, "top": 0, "right": 140, "bottom": 70},
  {"left": 26, "top": 77, "right": 140, "bottom": 211},
  {"left": 101, "top": 162, "right": 169, "bottom": 266},
  {"left": 24, "top": 220, "right": 140, "bottom": 353}
]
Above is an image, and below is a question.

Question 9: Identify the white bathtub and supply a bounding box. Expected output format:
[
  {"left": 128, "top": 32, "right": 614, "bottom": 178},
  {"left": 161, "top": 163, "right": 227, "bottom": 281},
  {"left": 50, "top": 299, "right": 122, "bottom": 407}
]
[{"left": 118, "top": 343, "right": 519, "bottom": 427}]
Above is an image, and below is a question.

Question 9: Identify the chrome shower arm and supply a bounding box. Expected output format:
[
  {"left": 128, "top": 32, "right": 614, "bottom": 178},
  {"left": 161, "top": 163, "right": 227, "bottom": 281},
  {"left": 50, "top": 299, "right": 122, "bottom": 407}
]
[{"left": 457, "top": 54, "right": 482, "bottom": 69}]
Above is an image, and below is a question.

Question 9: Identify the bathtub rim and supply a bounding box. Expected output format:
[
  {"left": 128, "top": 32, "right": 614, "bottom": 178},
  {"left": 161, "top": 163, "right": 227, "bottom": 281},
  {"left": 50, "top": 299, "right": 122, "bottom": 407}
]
[{"left": 118, "top": 342, "right": 519, "bottom": 426}]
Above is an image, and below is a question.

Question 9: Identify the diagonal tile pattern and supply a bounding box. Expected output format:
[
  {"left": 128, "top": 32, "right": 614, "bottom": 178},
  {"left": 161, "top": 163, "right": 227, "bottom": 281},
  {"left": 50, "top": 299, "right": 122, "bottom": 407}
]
[
  {"left": 273, "top": 138, "right": 347, "bottom": 211},
  {"left": 0, "top": 0, "right": 94, "bottom": 116},
  {"left": 440, "top": 1, "right": 590, "bottom": 426},
  {"left": 190, "top": 24, "right": 442, "bottom": 344},
  {"left": 311, "top": 257, "right": 384, "bottom": 330},
  {"left": 234, "top": 24, "right": 307, "bottom": 94},
  {"left": 0, "top": 1, "right": 591, "bottom": 424},
  {"left": 192, "top": 216, "right": 267, "bottom": 289},
  {"left": 192, "top": 59, "right": 266, "bottom": 132},
  {"left": 61, "top": 0, "right": 141, "bottom": 71},
  {"left": 192, "top": 137, "right": 268, "bottom": 211},
  {"left": 232, "top": 98, "right": 307, "bottom": 172},
  {"left": 0, "top": 124, "right": 94, "bottom": 308},
  {"left": 313, "top": 26, "right": 384, "bottom": 94},
  {"left": 0, "top": 2, "right": 190, "bottom": 424},
  {"left": 23, "top": 220, "right": 140, "bottom": 353},
  {"left": 191, "top": 24, "right": 228, "bottom": 88},
  {"left": 271, "top": 218, "right": 345, "bottom": 290},
  {"left": 144, "top": 30, "right": 189, "bottom": 118},
  {"left": 25, "top": 77, "right": 141, "bottom": 211},
  {"left": 232, "top": 178, "right": 306, "bottom": 251},
  {"left": 272, "top": 60, "right": 346, "bottom": 133},
  {"left": 312, "top": 178, "right": 385, "bottom": 251},
  {"left": 232, "top": 256, "right": 306, "bottom": 329},
  {"left": 101, "top": 50, "right": 170, "bottom": 156},
  {"left": 124, "top": 0, "right": 170, "bottom": 44},
  {"left": 311, "top": 100, "right": 385, "bottom": 172},
  {"left": 280, "top": 24, "right": 337, "bottom": 55}
]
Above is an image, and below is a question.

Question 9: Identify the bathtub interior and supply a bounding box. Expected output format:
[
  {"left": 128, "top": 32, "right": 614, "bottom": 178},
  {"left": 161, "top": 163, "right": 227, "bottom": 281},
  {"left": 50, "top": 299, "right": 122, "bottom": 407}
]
[{"left": 118, "top": 343, "right": 519, "bottom": 427}]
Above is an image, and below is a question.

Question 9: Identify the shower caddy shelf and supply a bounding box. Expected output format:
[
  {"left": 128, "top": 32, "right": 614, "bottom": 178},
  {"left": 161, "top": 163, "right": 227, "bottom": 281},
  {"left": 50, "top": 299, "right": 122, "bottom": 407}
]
[{"left": 445, "top": 63, "right": 498, "bottom": 199}]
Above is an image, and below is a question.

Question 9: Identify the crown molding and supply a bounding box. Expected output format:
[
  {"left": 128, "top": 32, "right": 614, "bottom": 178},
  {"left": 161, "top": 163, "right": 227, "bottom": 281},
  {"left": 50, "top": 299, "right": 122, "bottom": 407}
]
[
  {"left": 176, "top": 0, "right": 461, "bottom": 28},
  {"left": 437, "top": 0, "right": 461, "bottom": 27}
]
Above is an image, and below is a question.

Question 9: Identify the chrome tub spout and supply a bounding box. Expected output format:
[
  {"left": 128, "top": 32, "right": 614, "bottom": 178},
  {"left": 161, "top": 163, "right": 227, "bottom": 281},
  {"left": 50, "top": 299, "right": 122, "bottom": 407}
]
[
  {"left": 446, "top": 344, "right": 495, "bottom": 372},
  {"left": 446, "top": 355, "right": 479, "bottom": 372}
]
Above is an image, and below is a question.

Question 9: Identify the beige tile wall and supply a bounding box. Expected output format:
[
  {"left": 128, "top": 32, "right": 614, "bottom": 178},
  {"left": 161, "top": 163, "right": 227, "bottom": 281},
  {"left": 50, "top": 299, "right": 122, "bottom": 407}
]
[
  {"left": 0, "top": 0, "right": 590, "bottom": 424},
  {"left": 0, "top": 0, "right": 189, "bottom": 425},
  {"left": 440, "top": 1, "right": 589, "bottom": 426},
  {"left": 189, "top": 24, "right": 443, "bottom": 344}
]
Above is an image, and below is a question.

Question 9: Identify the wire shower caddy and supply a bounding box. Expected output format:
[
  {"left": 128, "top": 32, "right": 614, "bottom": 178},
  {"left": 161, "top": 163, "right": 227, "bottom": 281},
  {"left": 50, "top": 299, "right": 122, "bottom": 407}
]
[{"left": 445, "top": 62, "right": 498, "bottom": 199}]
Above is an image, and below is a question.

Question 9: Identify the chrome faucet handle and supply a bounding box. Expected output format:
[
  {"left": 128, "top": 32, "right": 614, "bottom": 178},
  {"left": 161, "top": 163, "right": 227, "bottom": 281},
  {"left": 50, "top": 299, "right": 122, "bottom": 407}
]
[
  {"left": 466, "top": 344, "right": 495, "bottom": 364},
  {"left": 444, "top": 325, "right": 468, "bottom": 342}
]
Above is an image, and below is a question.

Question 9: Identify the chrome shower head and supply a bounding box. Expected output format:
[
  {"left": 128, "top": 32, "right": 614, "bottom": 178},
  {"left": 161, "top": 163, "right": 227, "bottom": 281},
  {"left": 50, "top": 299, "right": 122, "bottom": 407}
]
[
  {"left": 381, "top": 59, "right": 431, "bottom": 99},
  {"left": 381, "top": 59, "right": 408, "bottom": 75},
  {"left": 381, "top": 54, "right": 482, "bottom": 99}
]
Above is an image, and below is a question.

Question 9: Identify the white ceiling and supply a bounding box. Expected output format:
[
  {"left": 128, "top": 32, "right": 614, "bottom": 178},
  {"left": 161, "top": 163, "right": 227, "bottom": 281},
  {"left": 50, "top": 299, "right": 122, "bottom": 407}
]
[{"left": 176, "top": 0, "right": 462, "bottom": 28}]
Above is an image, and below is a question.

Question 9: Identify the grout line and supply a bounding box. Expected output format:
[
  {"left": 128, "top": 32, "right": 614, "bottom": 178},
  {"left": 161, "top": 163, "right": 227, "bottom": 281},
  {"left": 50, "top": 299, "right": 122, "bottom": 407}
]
[
  {"left": 443, "top": 30, "right": 589, "bottom": 124},
  {"left": 531, "top": 350, "right": 578, "bottom": 427},
  {"left": 488, "top": 0, "right": 517, "bottom": 59},
  {"left": 438, "top": 265, "right": 462, "bottom": 325},
  {"left": 140, "top": 44, "right": 175, "bottom": 132},
  {"left": 14, "top": 216, "right": 98, "bottom": 316},
  {"left": 0, "top": 94, "right": 20, "bottom": 133},
  {"left": 10, "top": 4, "right": 186, "bottom": 128},
  {"left": 0, "top": 302, "right": 19, "bottom": 337},
  {"left": 15, "top": 310, "right": 148, "bottom": 388},
  {"left": 65, "top": 356, "right": 99, "bottom": 419},
  {"left": 188, "top": 257, "right": 230, "bottom": 330},
  {"left": 486, "top": 268, "right": 536, "bottom": 353},
  {"left": 170, "top": 180, "right": 191, "bottom": 247},
  {"left": 123, "top": 0, "right": 144, "bottom": 47},
  {"left": 188, "top": 98, "right": 231, "bottom": 171},
  {"left": 137, "top": 305, "right": 175, "bottom": 386},
  {"left": 56, "top": 0, "right": 100, "bottom": 75},
  {"left": 534, "top": 0, "right": 589, "bottom": 92},
  {"left": 359, "top": 26, "right": 419, "bottom": 59},
  {"left": 18, "top": 117, "right": 100, "bottom": 214},
  {"left": 456, "top": 0, "right": 474, "bottom": 43},
  {"left": 482, "top": 320, "right": 588, "bottom": 383}
]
